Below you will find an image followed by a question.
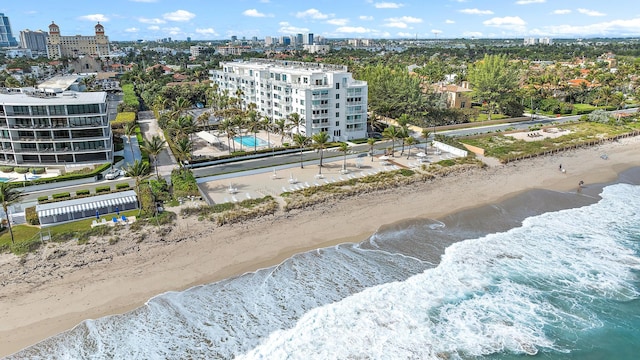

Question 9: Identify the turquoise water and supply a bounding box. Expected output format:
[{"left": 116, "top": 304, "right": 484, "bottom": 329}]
[
  {"left": 0, "top": 177, "right": 10, "bottom": 182},
  {"left": 233, "top": 135, "right": 268, "bottom": 147},
  {"left": 11, "top": 183, "right": 640, "bottom": 359}
]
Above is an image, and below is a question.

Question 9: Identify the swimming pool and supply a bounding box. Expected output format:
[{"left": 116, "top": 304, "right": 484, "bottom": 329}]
[
  {"left": 233, "top": 135, "right": 269, "bottom": 147},
  {"left": 0, "top": 177, "right": 10, "bottom": 183}
]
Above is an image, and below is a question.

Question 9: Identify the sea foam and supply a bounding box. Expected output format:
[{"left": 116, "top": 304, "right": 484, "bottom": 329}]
[{"left": 237, "top": 184, "right": 640, "bottom": 359}]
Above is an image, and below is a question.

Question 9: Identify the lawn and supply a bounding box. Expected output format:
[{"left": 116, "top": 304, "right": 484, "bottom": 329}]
[
  {"left": 0, "top": 209, "right": 140, "bottom": 255},
  {"left": 461, "top": 121, "right": 640, "bottom": 162}
]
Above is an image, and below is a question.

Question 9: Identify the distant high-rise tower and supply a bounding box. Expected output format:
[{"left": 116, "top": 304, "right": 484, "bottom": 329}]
[
  {"left": 0, "top": 13, "right": 19, "bottom": 47},
  {"left": 20, "top": 29, "right": 48, "bottom": 55},
  {"left": 305, "top": 33, "right": 314, "bottom": 45},
  {"left": 296, "top": 33, "right": 303, "bottom": 45}
]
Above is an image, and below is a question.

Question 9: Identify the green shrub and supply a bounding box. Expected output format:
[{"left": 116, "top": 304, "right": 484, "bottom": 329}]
[
  {"left": 37, "top": 195, "right": 49, "bottom": 202},
  {"left": 111, "top": 112, "right": 136, "bottom": 129},
  {"left": 96, "top": 185, "right": 111, "bottom": 193},
  {"left": 25, "top": 206, "right": 40, "bottom": 226},
  {"left": 116, "top": 183, "right": 130, "bottom": 189},
  {"left": 76, "top": 189, "right": 90, "bottom": 196},
  {"left": 10, "top": 239, "right": 42, "bottom": 255},
  {"left": 52, "top": 192, "right": 71, "bottom": 199},
  {"left": 14, "top": 167, "right": 29, "bottom": 174},
  {"left": 0, "top": 166, "right": 14, "bottom": 173},
  {"left": 399, "top": 169, "right": 415, "bottom": 177},
  {"left": 211, "top": 202, "right": 235, "bottom": 213},
  {"left": 29, "top": 167, "right": 46, "bottom": 174}
]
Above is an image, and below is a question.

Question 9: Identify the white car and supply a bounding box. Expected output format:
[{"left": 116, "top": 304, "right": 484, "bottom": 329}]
[{"left": 105, "top": 169, "right": 124, "bottom": 180}]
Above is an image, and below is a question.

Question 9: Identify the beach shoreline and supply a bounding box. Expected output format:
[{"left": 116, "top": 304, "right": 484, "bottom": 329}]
[{"left": 1, "top": 137, "right": 640, "bottom": 357}]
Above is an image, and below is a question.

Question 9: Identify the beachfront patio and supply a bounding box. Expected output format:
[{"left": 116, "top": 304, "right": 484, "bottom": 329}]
[{"left": 198, "top": 145, "right": 462, "bottom": 205}]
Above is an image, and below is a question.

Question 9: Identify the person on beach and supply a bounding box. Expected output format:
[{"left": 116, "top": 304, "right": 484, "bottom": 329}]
[{"left": 559, "top": 164, "right": 562, "bottom": 171}]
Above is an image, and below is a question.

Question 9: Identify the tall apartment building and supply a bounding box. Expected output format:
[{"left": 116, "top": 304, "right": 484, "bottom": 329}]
[
  {"left": 0, "top": 88, "right": 112, "bottom": 165},
  {"left": 20, "top": 29, "right": 49, "bottom": 56},
  {"left": 46, "top": 21, "right": 110, "bottom": 59},
  {"left": 210, "top": 59, "right": 368, "bottom": 141},
  {"left": 0, "top": 13, "right": 18, "bottom": 47}
]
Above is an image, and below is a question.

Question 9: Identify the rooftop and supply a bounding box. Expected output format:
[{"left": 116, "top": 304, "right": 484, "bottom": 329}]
[
  {"left": 0, "top": 88, "right": 107, "bottom": 104},
  {"left": 38, "top": 75, "right": 82, "bottom": 91}
]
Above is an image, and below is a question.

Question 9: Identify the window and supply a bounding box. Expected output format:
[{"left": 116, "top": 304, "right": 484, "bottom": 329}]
[
  {"left": 12, "top": 106, "right": 30, "bottom": 115},
  {"left": 461, "top": 101, "right": 466, "bottom": 108},
  {"left": 335, "top": 121, "right": 340, "bottom": 126},
  {"left": 336, "top": 112, "right": 340, "bottom": 118},
  {"left": 336, "top": 103, "right": 340, "bottom": 109},
  {"left": 336, "top": 94, "right": 340, "bottom": 99},
  {"left": 335, "top": 83, "right": 340, "bottom": 90},
  {"left": 31, "top": 106, "right": 48, "bottom": 116}
]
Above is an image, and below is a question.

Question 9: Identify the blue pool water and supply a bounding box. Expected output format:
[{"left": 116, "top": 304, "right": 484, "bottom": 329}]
[
  {"left": 233, "top": 135, "right": 268, "bottom": 147},
  {"left": 0, "top": 177, "right": 10, "bottom": 182}
]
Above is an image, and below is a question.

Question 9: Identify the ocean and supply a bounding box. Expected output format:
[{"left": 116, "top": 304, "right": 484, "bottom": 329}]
[{"left": 9, "top": 177, "right": 640, "bottom": 359}]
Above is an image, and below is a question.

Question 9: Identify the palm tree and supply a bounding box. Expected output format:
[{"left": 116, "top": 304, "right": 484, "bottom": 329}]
[
  {"left": 232, "top": 113, "right": 246, "bottom": 152},
  {"left": 140, "top": 135, "right": 166, "bottom": 179},
  {"left": 421, "top": 128, "right": 431, "bottom": 153},
  {"left": 196, "top": 111, "right": 210, "bottom": 132},
  {"left": 261, "top": 116, "right": 273, "bottom": 148},
  {"left": 367, "top": 138, "right": 376, "bottom": 162},
  {"left": 218, "top": 118, "right": 235, "bottom": 153},
  {"left": 123, "top": 159, "right": 150, "bottom": 215},
  {"left": 287, "top": 112, "right": 305, "bottom": 136},
  {"left": 338, "top": 142, "right": 351, "bottom": 172},
  {"left": 174, "top": 137, "right": 193, "bottom": 167},
  {"left": 123, "top": 122, "right": 137, "bottom": 159},
  {"left": 274, "top": 118, "right": 287, "bottom": 143},
  {"left": 312, "top": 131, "right": 330, "bottom": 176},
  {"left": 0, "top": 183, "right": 22, "bottom": 245},
  {"left": 398, "top": 125, "right": 409, "bottom": 155},
  {"left": 293, "top": 133, "right": 310, "bottom": 168},
  {"left": 405, "top": 136, "right": 417, "bottom": 159},
  {"left": 382, "top": 125, "right": 400, "bottom": 157},
  {"left": 246, "top": 110, "right": 261, "bottom": 152}
]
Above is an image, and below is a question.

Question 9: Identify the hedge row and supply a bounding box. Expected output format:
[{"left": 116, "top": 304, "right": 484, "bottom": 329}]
[{"left": 111, "top": 112, "right": 136, "bottom": 129}]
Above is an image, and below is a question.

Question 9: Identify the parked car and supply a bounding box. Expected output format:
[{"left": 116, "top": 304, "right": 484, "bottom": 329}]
[{"left": 105, "top": 169, "right": 124, "bottom": 180}]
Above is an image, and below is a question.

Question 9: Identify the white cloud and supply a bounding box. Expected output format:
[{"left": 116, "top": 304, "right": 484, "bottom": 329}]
[
  {"left": 327, "top": 18, "right": 349, "bottom": 26},
  {"left": 530, "top": 17, "right": 640, "bottom": 37},
  {"left": 125, "top": 27, "right": 139, "bottom": 32},
  {"left": 243, "top": 9, "right": 268, "bottom": 18},
  {"left": 552, "top": 9, "right": 571, "bottom": 15},
  {"left": 396, "top": 32, "right": 413, "bottom": 37},
  {"left": 483, "top": 16, "right": 526, "bottom": 31},
  {"left": 259, "top": 0, "right": 270, "bottom": 2},
  {"left": 78, "top": 14, "right": 109, "bottom": 22},
  {"left": 383, "top": 16, "right": 422, "bottom": 28},
  {"left": 139, "top": 17, "right": 166, "bottom": 24},
  {"left": 463, "top": 31, "right": 483, "bottom": 38},
  {"left": 129, "top": 0, "right": 157, "bottom": 2},
  {"left": 359, "top": 15, "right": 374, "bottom": 21},
  {"left": 374, "top": 2, "right": 404, "bottom": 8},
  {"left": 148, "top": 25, "right": 160, "bottom": 31},
  {"left": 459, "top": 8, "right": 494, "bottom": 15},
  {"left": 516, "top": 0, "right": 545, "bottom": 4},
  {"left": 278, "top": 21, "right": 309, "bottom": 34},
  {"left": 195, "top": 28, "right": 219, "bottom": 36},
  {"left": 577, "top": 8, "right": 606, "bottom": 17},
  {"left": 431, "top": 29, "right": 443, "bottom": 34},
  {"left": 335, "top": 26, "right": 373, "bottom": 34},
  {"left": 387, "top": 16, "right": 422, "bottom": 23},
  {"left": 445, "top": 19, "right": 456, "bottom": 24},
  {"left": 164, "top": 27, "right": 182, "bottom": 36},
  {"left": 385, "top": 22, "right": 409, "bottom": 28},
  {"left": 163, "top": 10, "right": 196, "bottom": 22},
  {"left": 296, "top": 8, "right": 331, "bottom": 20}
]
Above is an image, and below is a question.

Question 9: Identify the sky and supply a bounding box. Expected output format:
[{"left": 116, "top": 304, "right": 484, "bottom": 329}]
[{"left": 2, "top": 0, "right": 640, "bottom": 41}]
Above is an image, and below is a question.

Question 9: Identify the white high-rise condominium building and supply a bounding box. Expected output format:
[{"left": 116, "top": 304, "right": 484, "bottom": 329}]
[
  {"left": 0, "top": 88, "right": 112, "bottom": 165},
  {"left": 210, "top": 59, "right": 368, "bottom": 141}
]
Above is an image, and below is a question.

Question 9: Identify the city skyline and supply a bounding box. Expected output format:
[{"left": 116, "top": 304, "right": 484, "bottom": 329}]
[{"left": 2, "top": 0, "right": 640, "bottom": 42}]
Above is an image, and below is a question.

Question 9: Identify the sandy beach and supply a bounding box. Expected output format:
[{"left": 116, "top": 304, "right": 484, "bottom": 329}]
[{"left": 1, "top": 136, "right": 640, "bottom": 357}]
